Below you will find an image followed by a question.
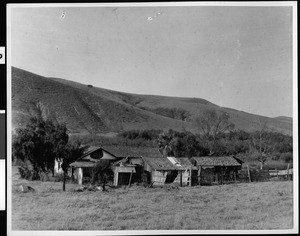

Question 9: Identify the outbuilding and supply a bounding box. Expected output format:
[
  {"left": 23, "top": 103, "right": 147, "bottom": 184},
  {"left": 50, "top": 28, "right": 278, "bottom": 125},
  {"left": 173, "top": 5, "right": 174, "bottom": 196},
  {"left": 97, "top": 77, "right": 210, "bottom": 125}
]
[
  {"left": 191, "top": 156, "right": 243, "bottom": 185},
  {"left": 105, "top": 146, "right": 162, "bottom": 186},
  {"left": 142, "top": 156, "right": 197, "bottom": 186},
  {"left": 69, "top": 146, "right": 117, "bottom": 185}
]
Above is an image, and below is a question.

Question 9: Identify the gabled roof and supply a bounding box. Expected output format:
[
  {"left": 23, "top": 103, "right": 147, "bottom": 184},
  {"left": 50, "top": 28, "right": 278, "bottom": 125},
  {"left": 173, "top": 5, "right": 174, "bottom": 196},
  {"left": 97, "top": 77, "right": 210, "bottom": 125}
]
[
  {"left": 77, "top": 146, "right": 117, "bottom": 161},
  {"left": 192, "top": 156, "right": 242, "bottom": 166},
  {"left": 71, "top": 146, "right": 162, "bottom": 168},
  {"left": 102, "top": 145, "right": 162, "bottom": 158},
  {"left": 142, "top": 157, "right": 185, "bottom": 171},
  {"left": 70, "top": 146, "right": 117, "bottom": 168}
]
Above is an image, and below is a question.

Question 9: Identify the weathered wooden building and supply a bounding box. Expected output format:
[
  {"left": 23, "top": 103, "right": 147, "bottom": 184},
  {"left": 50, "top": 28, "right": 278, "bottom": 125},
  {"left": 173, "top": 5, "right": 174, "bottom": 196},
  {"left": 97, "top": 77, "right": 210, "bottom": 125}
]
[
  {"left": 69, "top": 146, "right": 117, "bottom": 185},
  {"left": 105, "top": 146, "right": 162, "bottom": 186},
  {"left": 69, "top": 145, "right": 163, "bottom": 186},
  {"left": 191, "top": 156, "right": 243, "bottom": 185},
  {"left": 69, "top": 145, "right": 244, "bottom": 187},
  {"left": 142, "top": 156, "right": 197, "bottom": 186},
  {"left": 175, "top": 157, "right": 198, "bottom": 185}
]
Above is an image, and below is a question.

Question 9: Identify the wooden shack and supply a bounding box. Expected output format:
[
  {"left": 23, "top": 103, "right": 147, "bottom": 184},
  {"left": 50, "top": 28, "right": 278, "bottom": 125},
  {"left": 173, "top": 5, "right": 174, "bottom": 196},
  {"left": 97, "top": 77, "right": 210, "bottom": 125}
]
[
  {"left": 69, "top": 146, "right": 117, "bottom": 185},
  {"left": 175, "top": 157, "right": 198, "bottom": 186},
  {"left": 103, "top": 146, "right": 162, "bottom": 186},
  {"left": 142, "top": 156, "right": 197, "bottom": 186},
  {"left": 191, "top": 156, "right": 243, "bottom": 185},
  {"left": 112, "top": 157, "right": 138, "bottom": 186}
]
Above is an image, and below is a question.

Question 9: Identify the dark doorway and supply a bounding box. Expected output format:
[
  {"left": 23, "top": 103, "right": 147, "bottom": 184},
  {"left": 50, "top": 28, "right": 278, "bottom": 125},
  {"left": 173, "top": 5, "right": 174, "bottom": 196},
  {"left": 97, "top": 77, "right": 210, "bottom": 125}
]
[{"left": 118, "top": 173, "right": 131, "bottom": 185}]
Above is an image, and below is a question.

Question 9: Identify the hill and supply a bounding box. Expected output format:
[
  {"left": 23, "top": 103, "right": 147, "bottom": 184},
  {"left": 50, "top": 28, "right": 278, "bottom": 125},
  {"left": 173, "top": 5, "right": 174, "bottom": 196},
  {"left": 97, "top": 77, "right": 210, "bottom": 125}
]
[
  {"left": 274, "top": 116, "right": 293, "bottom": 125},
  {"left": 11, "top": 67, "right": 292, "bottom": 136}
]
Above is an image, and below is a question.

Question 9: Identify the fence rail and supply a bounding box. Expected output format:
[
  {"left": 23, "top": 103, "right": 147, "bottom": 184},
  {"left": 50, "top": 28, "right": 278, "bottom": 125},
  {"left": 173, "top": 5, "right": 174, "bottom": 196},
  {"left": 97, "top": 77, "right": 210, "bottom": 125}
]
[
  {"left": 269, "top": 169, "right": 293, "bottom": 176},
  {"left": 237, "top": 167, "right": 293, "bottom": 182}
]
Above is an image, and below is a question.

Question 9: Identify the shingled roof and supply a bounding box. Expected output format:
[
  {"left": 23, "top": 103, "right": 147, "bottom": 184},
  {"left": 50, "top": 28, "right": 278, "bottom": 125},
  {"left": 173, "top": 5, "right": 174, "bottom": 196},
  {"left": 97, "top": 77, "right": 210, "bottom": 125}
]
[
  {"left": 142, "top": 157, "right": 186, "bottom": 171},
  {"left": 176, "top": 157, "right": 198, "bottom": 170},
  {"left": 192, "top": 156, "right": 242, "bottom": 166}
]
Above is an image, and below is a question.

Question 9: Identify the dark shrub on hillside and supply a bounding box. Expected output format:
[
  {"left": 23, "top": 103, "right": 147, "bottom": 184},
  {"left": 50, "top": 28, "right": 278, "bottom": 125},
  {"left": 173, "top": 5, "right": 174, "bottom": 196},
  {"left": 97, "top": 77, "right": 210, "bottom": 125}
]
[
  {"left": 87, "top": 84, "right": 93, "bottom": 88},
  {"left": 18, "top": 162, "right": 36, "bottom": 180},
  {"left": 271, "top": 152, "right": 281, "bottom": 161},
  {"left": 117, "top": 129, "right": 162, "bottom": 141}
]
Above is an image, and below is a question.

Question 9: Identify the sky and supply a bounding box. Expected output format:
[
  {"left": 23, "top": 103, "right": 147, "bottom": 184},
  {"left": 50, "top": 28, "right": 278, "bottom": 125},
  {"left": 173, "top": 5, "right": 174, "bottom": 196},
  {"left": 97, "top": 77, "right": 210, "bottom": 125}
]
[{"left": 9, "top": 4, "right": 294, "bottom": 118}]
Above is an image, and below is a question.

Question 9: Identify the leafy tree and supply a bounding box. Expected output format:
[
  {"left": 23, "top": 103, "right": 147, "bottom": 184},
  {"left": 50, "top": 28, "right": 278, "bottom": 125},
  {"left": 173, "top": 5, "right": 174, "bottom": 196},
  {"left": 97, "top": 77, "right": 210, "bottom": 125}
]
[
  {"left": 156, "top": 130, "right": 209, "bottom": 158},
  {"left": 12, "top": 116, "right": 68, "bottom": 179},
  {"left": 172, "top": 133, "right": 209, "bottom": 157},
  {"left": 156, "top": 130, "right": 177, "bottom": 157},
  {"left": 91, "top": 160, "right": 113, "bottom": 191},
  {"left": 12, "top": 115, "right": 85, "bottom": 188}
]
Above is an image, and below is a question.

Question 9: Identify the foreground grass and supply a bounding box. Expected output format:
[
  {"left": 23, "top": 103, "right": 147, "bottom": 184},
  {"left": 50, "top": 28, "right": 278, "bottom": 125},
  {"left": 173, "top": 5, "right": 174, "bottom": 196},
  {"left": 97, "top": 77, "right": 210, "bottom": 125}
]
[{"left": 11, "top": 167, "right": 293, "bottom": 230}]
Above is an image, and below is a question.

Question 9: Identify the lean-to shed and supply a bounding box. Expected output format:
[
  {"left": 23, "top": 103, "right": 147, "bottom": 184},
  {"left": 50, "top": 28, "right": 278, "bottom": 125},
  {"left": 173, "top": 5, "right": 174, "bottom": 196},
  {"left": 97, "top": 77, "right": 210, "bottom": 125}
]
[
  {"left": 191, "top": 156, "right": 243, "bottom": 185},
  {"left": 142, "top": 156, "right": 192, "bottom": 186}
]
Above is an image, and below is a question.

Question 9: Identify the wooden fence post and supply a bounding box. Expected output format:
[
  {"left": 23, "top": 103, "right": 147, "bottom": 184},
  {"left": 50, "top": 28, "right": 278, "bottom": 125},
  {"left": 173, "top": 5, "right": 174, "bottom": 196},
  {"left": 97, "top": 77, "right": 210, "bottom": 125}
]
[
  {"left": 247, "top": 165, "right": 251, "bottom": 183},
  {"left": 180, "top": 170, "right": 182, "bottom": 187},
  {"left": 128, "top": 170, "right": 133, "bottom": 187},
  {"left": 198, "top": 166, "right": 201, "bottom": 186},
  {"left": 189, "top": 166, "right": 192, "bottom": 187},
  {"left": 234, "top": 171, "right": 236, "bottom": 183},
  {"left": 221, "top": 167, "right": 224, "bottom": 185},
  {"left": 78, "top": 167, "right": 83, "bottom": 186},
  {"left": 114, "top": 169, "right": 119, "bottom": 186}
]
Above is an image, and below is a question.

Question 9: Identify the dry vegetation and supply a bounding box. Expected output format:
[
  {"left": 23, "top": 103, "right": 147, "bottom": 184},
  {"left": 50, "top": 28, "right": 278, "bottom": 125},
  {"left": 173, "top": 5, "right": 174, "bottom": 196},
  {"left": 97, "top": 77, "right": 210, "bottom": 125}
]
[
  {"left": 12, "top": 67, "right": 293, "bottom": 135},
  {"left": 11, "top": 166, "right": 293, "bottom": 231}
]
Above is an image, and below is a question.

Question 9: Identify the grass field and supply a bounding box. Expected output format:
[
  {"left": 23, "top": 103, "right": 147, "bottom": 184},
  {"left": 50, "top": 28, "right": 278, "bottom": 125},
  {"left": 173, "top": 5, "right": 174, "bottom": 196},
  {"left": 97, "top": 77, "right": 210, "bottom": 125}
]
[{"left": 11, "top": 166, "right": 294, "bottom": 231}]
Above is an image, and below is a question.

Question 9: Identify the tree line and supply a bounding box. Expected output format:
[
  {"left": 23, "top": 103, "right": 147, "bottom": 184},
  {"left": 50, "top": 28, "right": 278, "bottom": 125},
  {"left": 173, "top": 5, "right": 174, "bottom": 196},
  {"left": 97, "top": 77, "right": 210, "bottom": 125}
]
[{"left": 12, "top": 109, "right": 293, "bottom": 187}]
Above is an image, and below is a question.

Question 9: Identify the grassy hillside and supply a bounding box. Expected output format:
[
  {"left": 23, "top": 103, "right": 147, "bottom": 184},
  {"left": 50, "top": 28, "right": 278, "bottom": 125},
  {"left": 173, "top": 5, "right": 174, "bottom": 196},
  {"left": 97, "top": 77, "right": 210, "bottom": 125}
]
[
  {"left": 12, "top": 67, "right": 292, "bottom": 135},
  {"left": 274, "top": 116, "right": 293, "bottom": 125}
]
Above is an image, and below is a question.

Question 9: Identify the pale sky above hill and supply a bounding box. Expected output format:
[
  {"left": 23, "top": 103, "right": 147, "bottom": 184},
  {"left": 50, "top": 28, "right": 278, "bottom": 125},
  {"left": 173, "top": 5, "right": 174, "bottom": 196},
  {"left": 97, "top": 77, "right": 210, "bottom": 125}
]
[{"left": 9, "top": 3, "right": 294, "bottom": 118}]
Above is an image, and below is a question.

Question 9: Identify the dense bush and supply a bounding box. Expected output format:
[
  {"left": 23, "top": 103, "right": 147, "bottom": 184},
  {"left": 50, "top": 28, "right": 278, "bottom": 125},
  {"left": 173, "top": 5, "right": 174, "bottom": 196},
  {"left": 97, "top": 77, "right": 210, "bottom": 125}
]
[
  {"left": 118, "top": 129, "right": 162, "bottom": 141},
  {"left": 12, "top": 116, "right": 69, "bottom": 179},
  {"left": 280, "top": 152, "right": 293, "bottom": 163},
  {"left": 13, "top": 116, "right": 85, "bottom": 184},
  {"left": 72, "top": 131, "right": 159, "bottom": 147},
  {"left": 18, "top": 162, "right": 35, "bottom": 180},
  {"left": 90, "top": 160, "right": 114, "bottom": 191}
]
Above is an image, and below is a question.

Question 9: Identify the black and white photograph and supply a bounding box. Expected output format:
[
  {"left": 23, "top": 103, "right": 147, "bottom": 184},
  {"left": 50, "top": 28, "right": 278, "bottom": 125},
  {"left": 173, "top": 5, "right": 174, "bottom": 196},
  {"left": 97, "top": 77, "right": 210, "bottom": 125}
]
[{"left": 6, "top": 2, "right": 298, "bottom": 234}]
